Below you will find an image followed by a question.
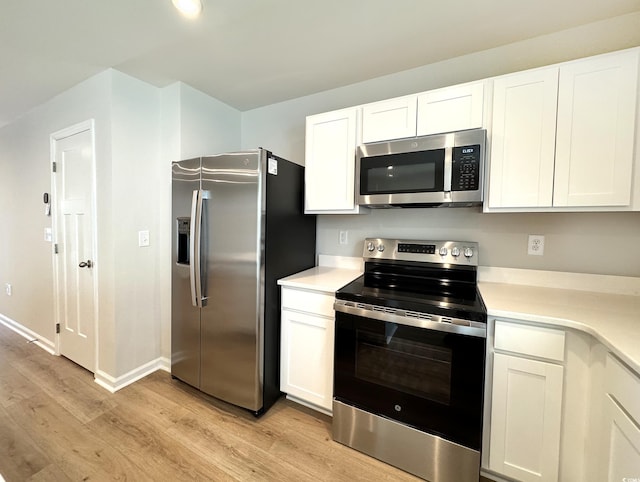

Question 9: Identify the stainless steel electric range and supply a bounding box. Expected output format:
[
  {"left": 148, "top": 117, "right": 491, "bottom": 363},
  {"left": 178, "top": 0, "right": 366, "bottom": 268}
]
[{"left": 333, "top": 238, "right": 487, "bottom": 482}]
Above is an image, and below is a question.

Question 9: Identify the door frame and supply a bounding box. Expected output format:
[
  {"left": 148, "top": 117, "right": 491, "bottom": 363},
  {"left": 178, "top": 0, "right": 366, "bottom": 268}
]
[{"left": 50, "top": 119, "right": 99, "bottom": 372}]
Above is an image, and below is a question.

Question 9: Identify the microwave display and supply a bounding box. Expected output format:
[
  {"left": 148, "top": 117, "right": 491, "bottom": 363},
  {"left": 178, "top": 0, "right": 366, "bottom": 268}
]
[
  {"left": 360, "top": 150, "right": 445, "bottom": 195},
  {"left": 451, "top": 145, "right": 480, "bottom": 192}
]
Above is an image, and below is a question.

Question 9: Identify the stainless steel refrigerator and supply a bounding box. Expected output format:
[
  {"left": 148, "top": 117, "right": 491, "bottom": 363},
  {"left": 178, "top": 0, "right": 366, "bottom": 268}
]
[{"left": 171, "top": 149, "right": 316, "bottom": 415}]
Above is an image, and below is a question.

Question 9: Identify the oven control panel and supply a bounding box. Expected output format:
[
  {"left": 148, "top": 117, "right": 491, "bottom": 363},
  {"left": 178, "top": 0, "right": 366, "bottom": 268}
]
[{"left": 364, "top": 238, "right": 478, "bottom": 266}]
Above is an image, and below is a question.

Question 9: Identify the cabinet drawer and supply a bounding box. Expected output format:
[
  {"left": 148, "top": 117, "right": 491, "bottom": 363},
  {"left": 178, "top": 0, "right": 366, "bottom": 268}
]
[
  {"left": 606, "top": 353, "right": 640, "bottom": 424},
  {"left": 281, "top": 287, "right": 335, "bottom": 318},
  {"left": 494, "top": 320, "right": 565, "bottom": 362}
]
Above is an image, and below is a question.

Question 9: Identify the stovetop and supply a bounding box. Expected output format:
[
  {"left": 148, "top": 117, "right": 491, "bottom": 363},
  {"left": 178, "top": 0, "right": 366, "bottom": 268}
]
[{"left": 335, "top": 238, "right": 487, "bottom": 324}]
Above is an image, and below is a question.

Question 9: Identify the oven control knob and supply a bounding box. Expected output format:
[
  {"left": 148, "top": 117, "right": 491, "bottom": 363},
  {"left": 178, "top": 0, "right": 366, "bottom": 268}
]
[
  {"left": 439, "top": 247, "right": 448, "bottom": 256},
  {"left": 377, "top": 244, "right": 385, "bottom": 252},
  {"left": 464, "top": 247, "right": 474, "bottom": 258},
  {"left": 367, "top": 242, "right": 376, "bottom": 252},
  {"left": 451, "top": 246, "right": 460, "bottom": 257}
]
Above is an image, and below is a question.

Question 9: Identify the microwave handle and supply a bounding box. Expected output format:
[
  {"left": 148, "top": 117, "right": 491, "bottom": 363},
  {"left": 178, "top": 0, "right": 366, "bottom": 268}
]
[{"left": 443, "top": 146, "right": 452, "bottom": 192}]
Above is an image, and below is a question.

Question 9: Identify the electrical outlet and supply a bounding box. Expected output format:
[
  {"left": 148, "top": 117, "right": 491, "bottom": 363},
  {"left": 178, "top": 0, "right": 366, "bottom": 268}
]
[
  {"left": 528, "top": 235, "right": 545, "bottom": 256},
  {"left": 5, "top": 283, "right": 12, "bottom": 296},
  {"left": 339, "top": 230, "right": 348, "bottom": 245},
  {"left": 138, "top": 230, "right": 150, "bottom": 247}
]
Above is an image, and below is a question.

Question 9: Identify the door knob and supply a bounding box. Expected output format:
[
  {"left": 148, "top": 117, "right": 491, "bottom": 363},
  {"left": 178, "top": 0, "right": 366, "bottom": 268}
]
[{"left": 78, "top": 260, "right": 93, "bottom": 268}]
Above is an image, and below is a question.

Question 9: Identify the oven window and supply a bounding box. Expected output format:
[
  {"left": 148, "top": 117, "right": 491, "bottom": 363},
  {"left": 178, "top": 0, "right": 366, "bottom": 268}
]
[
  {"left": 355, "top": 325, "right": 452, "bottom": 405},
  {"left": 359, "top": 149, "right": 445, "bottom": 194}
]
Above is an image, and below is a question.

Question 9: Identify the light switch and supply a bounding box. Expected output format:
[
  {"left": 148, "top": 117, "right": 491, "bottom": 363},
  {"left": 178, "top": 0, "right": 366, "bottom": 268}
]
[
  {"left": 44, "top": 227, "right": 52, "bottom": 242},
  {"left": 138, "top": 230, "right": 150, "bottom": 247}
]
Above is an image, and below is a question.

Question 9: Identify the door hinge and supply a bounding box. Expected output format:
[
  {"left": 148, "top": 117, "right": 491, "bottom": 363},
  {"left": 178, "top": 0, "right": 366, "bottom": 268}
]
[
  {"left": 52, "top": 161, "right": 57, "bottom": 173},
  {"left": 56, "top": 323, "right": 60, "bottom": 334},
  {"left": 54, "top": 244, "right": 59, "bottom": 254}
]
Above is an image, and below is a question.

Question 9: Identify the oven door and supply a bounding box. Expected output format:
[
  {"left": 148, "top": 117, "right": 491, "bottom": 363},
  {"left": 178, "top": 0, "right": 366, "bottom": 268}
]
[{"left": 334, "top": 311, "right": 485, "bottom": 450}]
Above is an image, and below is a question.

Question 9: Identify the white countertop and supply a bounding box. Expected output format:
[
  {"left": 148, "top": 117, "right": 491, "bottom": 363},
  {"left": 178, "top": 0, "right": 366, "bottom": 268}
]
[
  {"left": 278, "top": 262, "right": 640, "bottom": 376},
  {"left": 479, "top": 281, "right": 640, "bottom": 375},
  {"left": 278, "top": 266, "right": 362, "bottom": 294}
]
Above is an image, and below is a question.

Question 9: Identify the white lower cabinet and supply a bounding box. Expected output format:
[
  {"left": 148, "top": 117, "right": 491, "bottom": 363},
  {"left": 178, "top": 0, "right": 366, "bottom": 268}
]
[
  {"left": 488, "top": 320, "right": 565, "bottom": 482},
  {"left": 489, "top": 354, "right": 564, "bottom": 482},
  {"left": 280, "top": 286, "right": 335, "bottom": 413},
  {"left": 602, "top": 395, "right": 640, "bottom": 481},
  {"left": 600, "top": 353, "right": 640, "bottom": 480}
]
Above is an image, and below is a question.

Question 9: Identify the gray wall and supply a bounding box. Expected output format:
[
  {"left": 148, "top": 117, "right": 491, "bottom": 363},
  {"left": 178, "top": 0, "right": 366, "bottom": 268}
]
[
  {"left": 242, "top": 13, "right": 640, "bottom": 277},
  {"left": 0, "top": 72, "right": 242, "bottom": 375}
]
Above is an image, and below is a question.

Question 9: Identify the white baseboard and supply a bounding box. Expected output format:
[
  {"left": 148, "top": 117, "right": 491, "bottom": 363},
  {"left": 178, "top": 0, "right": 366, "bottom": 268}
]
[
  {"left": 0, "top": 312, "right": 171, "bottom": 394},
  {"left": 0, "top": 313, "right": 55, "bottom": 354},
  {"left": 95, "top": 356, "right": 171, "bottom": 393}
]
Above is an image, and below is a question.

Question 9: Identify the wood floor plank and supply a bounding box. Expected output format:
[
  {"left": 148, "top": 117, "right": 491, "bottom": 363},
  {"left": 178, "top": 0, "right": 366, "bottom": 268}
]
[
  {"left": 87, "top": 406, "right": 234, "bottom": 481},
  {"left": 27, "top": 463, "right": 73, "bottom": 482},
  {"left": 0, "top": 325, "right": 487, "bottom": 481},
  {"left": 0, "top": 367, "right": 43, "bottom": 408},
  {"left": 0, "top": 413, "right": 51, "bottom": 481},
  {"left": 109, "top": 381, "right": 191, "bottom": 430},
  {"left": 6, "top": 392, "right": 148, "bottom": 481},
  {"left": 167, "top": 411, "right": 316, "bottom": 482},
  {"left": 12, "top": 355, "right": 117, "bottom": 424},
  {"left": 0, "top": 325, "right": 39, "bottom": 363}
]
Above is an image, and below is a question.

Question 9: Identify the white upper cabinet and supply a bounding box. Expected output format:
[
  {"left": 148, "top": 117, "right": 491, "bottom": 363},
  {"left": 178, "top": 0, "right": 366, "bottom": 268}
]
[
  {"left": 488, "top": 68, "right": 559, "bottom": 208},
  {"left": 305, "top": 107, "right": 366, "bottom": 214},
  {"left": 361, "top": 95, "right": 417, "bottom": 143},
  {"left": 554, "top": 50, "right": 639, "bottom": 207},
  {"left": 487, "top": 48, "right": 640, "bottom": 211},
  {"left": 417, "top": 82, "right": 485, "bottom": 136},
  {"left": 361, "top": 82, "right": 487, "bottom": 144}
]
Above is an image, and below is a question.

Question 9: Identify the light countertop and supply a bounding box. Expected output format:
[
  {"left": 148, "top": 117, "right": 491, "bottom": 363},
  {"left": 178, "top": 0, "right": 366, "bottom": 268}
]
[
  {"left": 278, "top": 266, "right": 362, "bottom": 294},
  {"left": 278, "top": 263, "right": 640, "bottom": 376},
  {"left": 479, "top": 281, "right": 640, "bottom": 375}
]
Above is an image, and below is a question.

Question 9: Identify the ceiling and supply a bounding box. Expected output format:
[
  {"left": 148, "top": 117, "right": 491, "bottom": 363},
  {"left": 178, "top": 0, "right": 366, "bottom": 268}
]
[{"left": 1, "top": 0, "right": 639, "bottom": 128}]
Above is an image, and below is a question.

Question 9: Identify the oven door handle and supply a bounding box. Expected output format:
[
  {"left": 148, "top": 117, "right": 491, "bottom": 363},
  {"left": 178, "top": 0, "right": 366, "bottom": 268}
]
[{"left": 333, "top": 301, "right": 487, "bottom": 338}]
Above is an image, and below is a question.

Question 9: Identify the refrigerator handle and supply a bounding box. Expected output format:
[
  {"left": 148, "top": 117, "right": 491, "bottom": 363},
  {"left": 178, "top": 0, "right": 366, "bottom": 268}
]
[{"left": 189, "top": 189, "right": 202, "bottom": 308}]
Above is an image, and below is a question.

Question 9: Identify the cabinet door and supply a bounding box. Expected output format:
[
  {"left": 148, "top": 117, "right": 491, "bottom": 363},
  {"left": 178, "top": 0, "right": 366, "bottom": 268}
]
[
  {"left": 554, "top": 50, "right": 639, "bottom": 207},
  {"left": 280, "top": 309, "right": 334, "bottom": 411},
  {"left": 305, "top": 108, "right": 361, "bottom": 213},
  {"left": 488, "top": 68, "right": 558, "bottom": 208},
  {"left": 417, "top": 82, "right": 484, "bottom": 136},
  {"left": 361, "top": 95, "right": 417, "bottom": 143},
  {"left": 602, "top": 394, "right": 640, "bottom": 481},
  {"left": 489, "top": 353, "right": 564, "bottom": 482}
]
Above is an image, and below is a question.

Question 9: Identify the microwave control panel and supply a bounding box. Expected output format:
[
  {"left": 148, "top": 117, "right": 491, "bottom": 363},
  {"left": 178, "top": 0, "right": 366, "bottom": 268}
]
[{"left": 451, "top": 144, "right": 481, "bottom": 191}]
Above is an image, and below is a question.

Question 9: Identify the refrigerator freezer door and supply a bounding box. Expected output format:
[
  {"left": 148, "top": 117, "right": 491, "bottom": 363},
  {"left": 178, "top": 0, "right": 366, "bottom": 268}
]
[
  {"left": 171, "top": 157, "right": 202, "bottom": 389},
  {"left": 200, "top": 151, "right": 264, "bottom": 411}
]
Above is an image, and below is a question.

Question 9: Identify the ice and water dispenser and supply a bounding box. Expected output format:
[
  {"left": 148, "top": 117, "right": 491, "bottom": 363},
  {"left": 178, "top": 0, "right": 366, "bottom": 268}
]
[{"left": 177, "top": 217, "right": 190, "bottom": 265}]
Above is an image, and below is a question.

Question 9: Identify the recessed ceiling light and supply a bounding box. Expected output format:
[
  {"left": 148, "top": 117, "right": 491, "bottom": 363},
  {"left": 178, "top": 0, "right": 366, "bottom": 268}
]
[{"left": 172, "top": 0, "right": 202, "bottom": 18}]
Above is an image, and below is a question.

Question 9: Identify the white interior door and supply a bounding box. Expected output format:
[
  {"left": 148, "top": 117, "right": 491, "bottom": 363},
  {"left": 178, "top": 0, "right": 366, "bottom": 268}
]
[{"left": 52, "top": 122, "right": 97, "bottom": 373}]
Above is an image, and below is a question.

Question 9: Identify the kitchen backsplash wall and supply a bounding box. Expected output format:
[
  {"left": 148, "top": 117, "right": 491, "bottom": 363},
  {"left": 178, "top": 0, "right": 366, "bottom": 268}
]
[
  {"left": 242, "top": 13, "right": 640, "bottom": 278},
  {"left": 317, "top": 209, "right": 640, "bottom": 277}
]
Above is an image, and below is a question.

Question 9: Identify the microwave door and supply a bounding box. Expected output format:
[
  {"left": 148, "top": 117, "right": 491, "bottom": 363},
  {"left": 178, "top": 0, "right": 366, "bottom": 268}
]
[{"left": 357, "top": 148, "right": 448, "bottom": 206}]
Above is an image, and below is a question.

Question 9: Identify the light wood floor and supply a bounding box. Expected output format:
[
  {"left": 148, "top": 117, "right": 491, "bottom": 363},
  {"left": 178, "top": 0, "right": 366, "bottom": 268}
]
[{"left": 0, "top": 323, "right": 491, "bottom": 481}]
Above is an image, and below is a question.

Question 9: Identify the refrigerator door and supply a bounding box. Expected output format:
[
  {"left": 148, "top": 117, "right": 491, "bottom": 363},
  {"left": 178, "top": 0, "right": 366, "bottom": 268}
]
[
  {"left": 200, "top": 150, "right": 264, "bottom": 411},
  {"left": 171, "top": 157, "right": 202, "bottom": 388}
]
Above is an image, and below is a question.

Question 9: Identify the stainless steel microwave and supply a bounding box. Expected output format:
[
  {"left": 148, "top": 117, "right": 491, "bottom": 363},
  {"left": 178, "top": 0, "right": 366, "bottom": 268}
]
[{"left": 356, "top": 129, "right": 486, "bottom": 207}]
